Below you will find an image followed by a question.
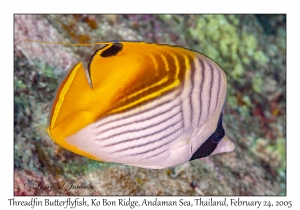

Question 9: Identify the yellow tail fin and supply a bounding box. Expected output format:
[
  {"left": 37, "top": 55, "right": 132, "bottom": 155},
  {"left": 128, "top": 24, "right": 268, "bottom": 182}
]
[
  {"left": 49, "top": 62, "right": 92, "bottom": 130},
  {"left": 47, "top": 62, "right": 103, "bottom": 161}
]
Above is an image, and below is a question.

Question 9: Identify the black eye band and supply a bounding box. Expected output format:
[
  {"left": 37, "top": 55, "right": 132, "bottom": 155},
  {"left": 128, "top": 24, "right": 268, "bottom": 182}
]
[{"left": 190, "top": 113, "right": 225, "bottom": 160}]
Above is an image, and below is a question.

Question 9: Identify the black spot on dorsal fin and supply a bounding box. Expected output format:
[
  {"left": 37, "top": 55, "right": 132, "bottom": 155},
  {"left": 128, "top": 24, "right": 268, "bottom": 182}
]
[{"left": 100, "top": 43, "right": 123, "bottom": 57}]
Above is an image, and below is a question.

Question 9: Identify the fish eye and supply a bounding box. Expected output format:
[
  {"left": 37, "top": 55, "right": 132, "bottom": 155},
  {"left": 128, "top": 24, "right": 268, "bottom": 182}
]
[{"left": 211, "top": 131, "right": 224, "bottom": 143}]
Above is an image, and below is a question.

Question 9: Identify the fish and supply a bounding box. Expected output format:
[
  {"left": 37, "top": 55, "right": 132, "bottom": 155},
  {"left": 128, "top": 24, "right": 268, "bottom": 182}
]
[{"left": 47, "top": 41, "right": 235, "bottom": 169}]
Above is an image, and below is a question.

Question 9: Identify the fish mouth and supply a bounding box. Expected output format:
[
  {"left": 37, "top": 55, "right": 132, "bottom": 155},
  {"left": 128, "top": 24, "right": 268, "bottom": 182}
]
[{"left": 211, "top": 135, "right": 235, "bottom": 156}]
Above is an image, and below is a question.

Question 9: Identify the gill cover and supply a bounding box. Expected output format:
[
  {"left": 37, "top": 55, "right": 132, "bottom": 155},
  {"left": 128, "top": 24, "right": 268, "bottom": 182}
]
[{"left": 47, "top": 41, "right": 234, "bottom": 169}]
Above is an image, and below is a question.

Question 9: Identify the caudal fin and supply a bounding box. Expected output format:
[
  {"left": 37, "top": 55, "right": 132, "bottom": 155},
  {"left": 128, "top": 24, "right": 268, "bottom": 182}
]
[{"left": 48, "top": 62, "right": 92, "bottom": 130}]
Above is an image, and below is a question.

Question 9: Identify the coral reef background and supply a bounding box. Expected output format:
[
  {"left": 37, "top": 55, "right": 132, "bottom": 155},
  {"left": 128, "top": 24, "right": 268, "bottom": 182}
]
[{"left": 14, "top": 14, "right": 286, "bottom": 195}]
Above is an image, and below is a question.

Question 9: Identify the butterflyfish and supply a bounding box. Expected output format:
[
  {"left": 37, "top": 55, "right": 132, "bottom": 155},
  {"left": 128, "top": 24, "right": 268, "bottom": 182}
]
[{"left": 46, "top": 41, "right": 235, "bottom": 169}]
